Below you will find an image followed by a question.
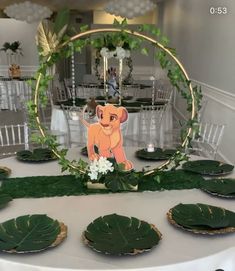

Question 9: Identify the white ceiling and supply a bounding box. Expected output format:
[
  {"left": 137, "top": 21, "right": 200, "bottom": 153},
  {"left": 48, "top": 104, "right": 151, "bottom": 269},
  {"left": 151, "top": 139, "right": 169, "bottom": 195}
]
[{"left": 0, "top": 0, "right": 108, "bottom": 12}]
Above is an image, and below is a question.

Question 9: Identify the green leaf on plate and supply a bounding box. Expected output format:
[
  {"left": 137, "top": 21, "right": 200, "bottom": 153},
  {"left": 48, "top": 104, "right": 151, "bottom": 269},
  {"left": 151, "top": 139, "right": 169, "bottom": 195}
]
[
  {"left": 83, "top": 213, "right": 161, "bottom": 255},
  {"left": 0, "top": 194, "right": 12, "bottom": 209},
  {"left": 171, "top": 203, "right": 235, "bottom": 230},
  {"left": 0, "top": 214, "right": 61, "bottom": 252},
  {"left": 182, "top": 160, "right": 234, "bottom": 176},
  {"left": 17, "top": 148, "right": 56, "bottom": 162},
  {"left": 201, "top": 178, "right": 235, "bottom": 197}
]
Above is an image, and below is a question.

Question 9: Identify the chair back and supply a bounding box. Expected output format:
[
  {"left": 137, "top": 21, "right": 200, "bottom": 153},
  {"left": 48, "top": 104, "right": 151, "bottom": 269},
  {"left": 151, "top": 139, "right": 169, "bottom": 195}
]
[
  {"left": 122, "top": 84, "right": 140, "bottom": 98},
  {"left": 190, "top": 122, "right": 225, "bottom": 158},
  {"left": 155, "top": 79, "right": 173, "bottom": 103},
  {"left": 139, "top": 104, "right": 167, "bottom": 145},
  {"left": 0, "top": 80, "right": 18, "bottom": 111},
  {"left": 0, "top": 122, "right": 29, "bottom": 157},
  {"left": 80, "top": 84, "right": 101, "bottom": 99},
  {"left": 61, "top": 105, "right": 88, "bottom": 147}
]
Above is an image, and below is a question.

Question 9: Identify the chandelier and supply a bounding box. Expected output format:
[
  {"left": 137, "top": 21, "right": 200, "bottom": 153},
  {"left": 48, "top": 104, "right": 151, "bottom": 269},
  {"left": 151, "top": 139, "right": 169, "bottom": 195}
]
[
  {"left": 4, "top": 1, "right": 52, "bottom": 23},
  {"left": 104, "top": 0, "right": 156, "bottom": 19}
]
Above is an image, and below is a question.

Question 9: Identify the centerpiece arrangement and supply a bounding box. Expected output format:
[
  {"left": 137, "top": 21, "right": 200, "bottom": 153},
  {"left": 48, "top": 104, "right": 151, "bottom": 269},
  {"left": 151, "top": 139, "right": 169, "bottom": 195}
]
[
  {"left": 1, "top": 10, "right": 235, "bottom": 260},
  {"left": 0, "top": 41, "right": 23, "bottom": 78},
  {"left": 30, "top": 16, "right": 203, "bottom": 186}
]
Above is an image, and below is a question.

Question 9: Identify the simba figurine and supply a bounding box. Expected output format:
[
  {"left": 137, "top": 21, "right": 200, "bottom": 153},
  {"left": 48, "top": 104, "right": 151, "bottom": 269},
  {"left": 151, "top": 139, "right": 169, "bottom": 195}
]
[{"left": 80, "top": 104, "right": 133, "bottom": 170}]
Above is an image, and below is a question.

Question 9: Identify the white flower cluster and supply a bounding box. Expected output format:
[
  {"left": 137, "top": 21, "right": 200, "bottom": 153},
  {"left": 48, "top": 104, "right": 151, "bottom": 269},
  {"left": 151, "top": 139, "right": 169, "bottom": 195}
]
[
  {"left": 88, "top": 157, "right": 114, "bottom": 180},
  {"left": 104, "top": 0, "right": 156, "bottom": 19},
  {"left": 4, "top": 1, "right": 52, "bottom": 23},
  {"left": 100, "top": 47, "right": 130, "bottom": 59}
]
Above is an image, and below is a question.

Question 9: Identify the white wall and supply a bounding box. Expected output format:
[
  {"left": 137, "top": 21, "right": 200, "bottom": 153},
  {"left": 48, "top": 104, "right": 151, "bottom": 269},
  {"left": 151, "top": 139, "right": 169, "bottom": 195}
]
[
  {"left": 158, "top": 0, "right": 235, "bottom": 163},
  {"left": 0, "top": 19, "right": 39, "bottom": 76}
]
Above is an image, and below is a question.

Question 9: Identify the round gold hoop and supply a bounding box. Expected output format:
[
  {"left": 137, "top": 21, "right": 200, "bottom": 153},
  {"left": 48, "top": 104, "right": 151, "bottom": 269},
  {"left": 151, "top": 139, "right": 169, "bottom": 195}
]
[{"left": 34, "top": 28, "right": 196, "bottom": 173}]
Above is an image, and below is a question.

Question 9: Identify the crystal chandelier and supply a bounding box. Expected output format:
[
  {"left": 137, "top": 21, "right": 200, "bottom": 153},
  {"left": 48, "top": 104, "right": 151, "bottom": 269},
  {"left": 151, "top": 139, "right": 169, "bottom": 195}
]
[
  {"left": 104, "top": 0, "right": 156, "bottom": 19},
  {"left": 4, "top": 1, "right": 52, "bottom": 23}
]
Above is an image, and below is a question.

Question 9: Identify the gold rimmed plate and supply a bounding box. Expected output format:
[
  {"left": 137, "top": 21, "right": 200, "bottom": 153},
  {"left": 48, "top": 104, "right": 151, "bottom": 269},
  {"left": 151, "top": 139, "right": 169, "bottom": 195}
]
[
  {"left": 0, "top": 215, "right": 67, "bottom": 254},
  {"left": 83, "top": 213, "right": 162, "bottom": 255},
  {"left": 182, "top": 160, "right": 234, "bottom": 176},
  {"left": 0, "top": 166, "right": 11, "bottom": 179},
  {"left": 167, "top": 203, "right": 235, "bottom": 235},
  {"left": 200, "top": 178, "right": 235, "bottom": 198},
  {"left": 16, "top": 148, "right": 57, "bottom": 163}
]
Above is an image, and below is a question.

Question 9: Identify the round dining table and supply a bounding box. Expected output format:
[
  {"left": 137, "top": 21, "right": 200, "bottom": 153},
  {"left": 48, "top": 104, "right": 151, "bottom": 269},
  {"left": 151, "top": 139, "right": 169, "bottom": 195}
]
[{"left": 0, "top": 147, "right": 234, "bottom": 271}]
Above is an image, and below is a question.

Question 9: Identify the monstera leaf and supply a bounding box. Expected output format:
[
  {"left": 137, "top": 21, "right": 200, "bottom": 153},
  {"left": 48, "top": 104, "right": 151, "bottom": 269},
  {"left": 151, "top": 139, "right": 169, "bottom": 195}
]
[
  {"left": 201, "top": 178, "right": 235, "bottom": 197},
  {"left": 169, "top": 203, "right": 235, "bottom": 231},
  {"left": 182, "top": 160, "right": 234, "bottom": 176},
  {"left": 0, "top": 215, "right": 66, "bottom": 253},
  {"left": 16, "top": 148, "right": 56, "bottom": 162},
  {"left": 0, "top": 194, "right": 12, "bottom": 209},
  {"left": 83, "top": 214, "right": 161, "bottom": 255},
  {"left": 103, "top": 165, "right": 139, "bottom": 192}
]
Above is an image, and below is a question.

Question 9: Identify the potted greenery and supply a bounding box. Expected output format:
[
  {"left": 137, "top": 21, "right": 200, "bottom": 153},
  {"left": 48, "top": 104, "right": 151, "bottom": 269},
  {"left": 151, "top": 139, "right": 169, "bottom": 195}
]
[{"left": 1, "top": 41, "right": 23, "bottom": 78}]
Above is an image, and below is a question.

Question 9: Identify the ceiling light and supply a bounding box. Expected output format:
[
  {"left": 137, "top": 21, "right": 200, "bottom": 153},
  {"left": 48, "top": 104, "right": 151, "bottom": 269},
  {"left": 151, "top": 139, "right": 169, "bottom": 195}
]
[
  {"left": 4, "top": 1, "right": 52, "bottom": 23},
  {"left": 104, "top": 0, "right": 156, "bottom": 19}
]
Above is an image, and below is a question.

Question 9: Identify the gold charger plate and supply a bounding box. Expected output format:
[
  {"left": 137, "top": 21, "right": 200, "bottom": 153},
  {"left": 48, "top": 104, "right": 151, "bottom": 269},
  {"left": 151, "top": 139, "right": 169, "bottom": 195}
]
[
  {"left": 82, "top": 214, "right": 162, "bottom": 255},
  {"left": 0, "top": 166, "right": 11, "bottom": 178},
  {"left": 167, "top": 209, "right": 235, "bottom": 235}
]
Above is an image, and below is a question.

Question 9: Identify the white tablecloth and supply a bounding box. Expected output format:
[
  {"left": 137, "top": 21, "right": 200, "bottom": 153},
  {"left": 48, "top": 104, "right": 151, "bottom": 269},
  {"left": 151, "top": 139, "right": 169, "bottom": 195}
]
[
  {"left": 0, "top": 148, "right": 234, "bottom": 271},
  {"left": 0, "top": 80, "right": 31, "bottom": 110},
  {"left": 51, "top": 105, "right": 173, "bottom": 147}
]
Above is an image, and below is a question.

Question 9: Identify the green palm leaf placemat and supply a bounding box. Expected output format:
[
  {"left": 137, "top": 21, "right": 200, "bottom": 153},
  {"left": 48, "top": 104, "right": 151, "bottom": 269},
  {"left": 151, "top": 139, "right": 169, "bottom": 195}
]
[
  {"left": 83, "top": 213, "right": 162, "bottom": 255},
  {"left": 201, "top": 178, "right": 235, "bottom": 198},
  {"left": 167, "top": 203, "right": 235, "bottom": 234},
  {"left": 0, "top": 166, "right": 11, "bottom": 179},
  {"left": 182, "top": 160, "right": 234, "bottom": 176},
  {"left": 136, "top": 148, "right": 176, "bottom": 161},
  {"left": 17, "top": 148, "right": 57, "bottom": 163},
  {"left": 0, "top": 193, "right": 12, "bottom": 209},
  {"left": 0, "top": 214, "right": 67, "bottom": 253}
]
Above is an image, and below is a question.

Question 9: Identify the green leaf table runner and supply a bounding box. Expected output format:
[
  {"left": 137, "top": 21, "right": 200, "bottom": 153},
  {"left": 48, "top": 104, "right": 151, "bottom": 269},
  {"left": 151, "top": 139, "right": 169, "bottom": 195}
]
[
  {"left": 83, "top": 213, "right": 162, "bottom": 255},
  {"left": 168, "top": 203, "right": 235, "bottom": 234}
]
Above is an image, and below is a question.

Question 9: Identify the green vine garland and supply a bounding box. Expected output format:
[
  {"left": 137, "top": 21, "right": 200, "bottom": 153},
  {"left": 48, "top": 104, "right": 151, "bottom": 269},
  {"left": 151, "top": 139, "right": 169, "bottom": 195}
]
[{"left": 28, "top": 15, "right": 202, "bottom": 185}]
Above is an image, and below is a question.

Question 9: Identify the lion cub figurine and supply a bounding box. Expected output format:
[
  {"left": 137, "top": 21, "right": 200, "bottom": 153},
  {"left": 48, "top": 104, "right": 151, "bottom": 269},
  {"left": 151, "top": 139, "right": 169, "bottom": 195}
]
[{"left": 80, "top": 104, "right": 133, "bottom": 171}]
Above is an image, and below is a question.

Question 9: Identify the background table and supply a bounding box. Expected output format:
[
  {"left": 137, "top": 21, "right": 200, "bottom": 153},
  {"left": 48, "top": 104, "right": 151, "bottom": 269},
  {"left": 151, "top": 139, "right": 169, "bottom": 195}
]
[
  {"left": 51, "top": 105, "right": 173, "bottom": 147},
  {"left": 0, "top": 78, "right": 31, "bottom": 110},
  {"left": 0, "top": 148, "right": 234, "bottom": 271}
]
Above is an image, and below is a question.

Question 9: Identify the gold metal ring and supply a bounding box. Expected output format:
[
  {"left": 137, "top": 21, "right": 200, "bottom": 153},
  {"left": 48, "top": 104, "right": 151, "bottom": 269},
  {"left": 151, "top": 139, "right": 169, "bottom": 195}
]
[{"left": 34, "top": 28, "right": 196, "bottom": 173}]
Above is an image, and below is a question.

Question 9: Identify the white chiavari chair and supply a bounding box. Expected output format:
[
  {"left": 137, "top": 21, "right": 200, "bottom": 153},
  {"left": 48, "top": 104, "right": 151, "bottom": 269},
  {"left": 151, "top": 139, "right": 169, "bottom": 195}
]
[
  {"left": 0, "top": 122, "right": 29, "bottom": 157},
  {"left": 61, "top": 105, "right": 92, "bottom": 147},
  {"left": 80, "top": 84, "right": 101, "bottom": 99},
  {"left": 0, "top": 79, "right": 19, "bottom": 111},
  {"left": 186, "top": 122, "right": 225, "bottom": 159},
  {"left": 139, "top": 104, "right": 167, "bottom": 146},
  {"left": 122, "top": 84, "right": 140, "bottom": 99}
]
